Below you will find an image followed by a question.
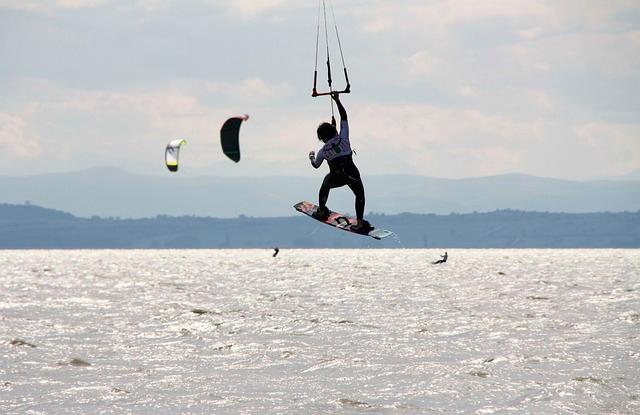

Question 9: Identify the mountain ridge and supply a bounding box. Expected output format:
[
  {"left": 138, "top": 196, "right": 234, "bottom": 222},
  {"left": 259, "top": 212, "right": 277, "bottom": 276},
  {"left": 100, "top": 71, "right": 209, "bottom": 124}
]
[{"left": 1, "top": 167, "right": 638, "bottom": 219}]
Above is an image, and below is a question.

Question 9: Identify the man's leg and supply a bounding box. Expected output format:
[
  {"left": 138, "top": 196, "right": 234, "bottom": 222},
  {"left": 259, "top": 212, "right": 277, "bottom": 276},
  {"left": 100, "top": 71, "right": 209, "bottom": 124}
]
[
  {"left": 348, "top": 180, "right": 365, "bottom": 221},
  {"left": 319, "top": 173, "right": 333, "bottom": 208}
]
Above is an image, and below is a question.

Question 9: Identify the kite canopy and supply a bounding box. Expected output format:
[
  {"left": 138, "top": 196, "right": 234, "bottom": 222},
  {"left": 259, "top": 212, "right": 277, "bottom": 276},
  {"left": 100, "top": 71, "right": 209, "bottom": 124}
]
[
  {"left": 165, "top": 139, "right": 187, "bottom": 172},
  {"left": 220, "top": 114, "right": 249, "bottom": 163}
]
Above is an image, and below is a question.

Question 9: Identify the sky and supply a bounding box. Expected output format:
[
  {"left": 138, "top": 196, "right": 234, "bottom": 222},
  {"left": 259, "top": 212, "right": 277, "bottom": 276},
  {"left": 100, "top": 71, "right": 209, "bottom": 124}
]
[{"left": 0, "top": 0, "right": 639, "bottom": 180}]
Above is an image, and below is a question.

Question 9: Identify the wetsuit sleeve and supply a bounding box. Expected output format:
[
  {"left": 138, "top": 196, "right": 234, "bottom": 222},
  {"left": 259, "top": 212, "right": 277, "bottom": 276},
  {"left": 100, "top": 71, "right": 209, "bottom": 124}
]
[
  {"left": 339, "top": 119, "right": 349, "bottom": 140},
  {"left": 334, "top": 96, "right": 347, "bottom": 121},
  {"left": 311, "top": 148, "right": 325, "bottom": 168},
  {"left": 333, "top": 96, "right": 348, "bottom": 139}
]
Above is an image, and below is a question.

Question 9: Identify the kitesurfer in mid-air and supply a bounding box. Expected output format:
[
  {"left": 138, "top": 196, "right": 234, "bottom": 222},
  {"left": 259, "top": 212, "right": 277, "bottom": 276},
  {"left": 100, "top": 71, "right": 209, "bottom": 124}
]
[{"left": 308, "top": 92, "right": 370, "bottom": 232}]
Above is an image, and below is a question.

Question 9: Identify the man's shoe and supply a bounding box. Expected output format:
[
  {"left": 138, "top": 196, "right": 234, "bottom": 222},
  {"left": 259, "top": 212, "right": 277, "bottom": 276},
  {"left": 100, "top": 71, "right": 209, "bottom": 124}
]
[
  {"left": 313, "top": 205, "right": 331, "bottom": 220},
  {"left": 351, "top": 219, "right": 372, "bottom": 233}
]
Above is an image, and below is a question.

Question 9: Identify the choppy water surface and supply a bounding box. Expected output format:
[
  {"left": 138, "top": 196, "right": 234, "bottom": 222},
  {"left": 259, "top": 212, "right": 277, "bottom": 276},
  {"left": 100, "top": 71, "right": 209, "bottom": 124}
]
[{"left": 1, "top": 249, "right": 638, "bottom": 414}]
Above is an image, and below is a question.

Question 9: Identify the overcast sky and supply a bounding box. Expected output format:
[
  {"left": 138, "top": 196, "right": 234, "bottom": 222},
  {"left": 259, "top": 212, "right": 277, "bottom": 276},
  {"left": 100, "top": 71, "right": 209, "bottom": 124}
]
[{"left": 1, "top": 0, "right": 639, "bottom": 179}]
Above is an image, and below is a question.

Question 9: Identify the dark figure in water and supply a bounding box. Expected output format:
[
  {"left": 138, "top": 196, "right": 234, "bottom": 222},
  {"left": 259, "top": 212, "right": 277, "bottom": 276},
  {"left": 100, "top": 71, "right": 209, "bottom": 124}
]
[
  {"left": 272, "top": 248, "right": 279, "bottom": 258},
  {"left": 308, "top": 92, "right": 370, "bottom": 233},
  {"left": 432, "top": 251, "right": 448, "bottom": 264}
]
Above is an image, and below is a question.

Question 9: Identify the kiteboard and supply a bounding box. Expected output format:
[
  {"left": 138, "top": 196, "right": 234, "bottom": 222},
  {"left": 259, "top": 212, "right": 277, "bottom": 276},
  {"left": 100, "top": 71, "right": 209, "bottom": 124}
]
[{"left": 294, "top": 201, "right": 393, "bottom": 240}]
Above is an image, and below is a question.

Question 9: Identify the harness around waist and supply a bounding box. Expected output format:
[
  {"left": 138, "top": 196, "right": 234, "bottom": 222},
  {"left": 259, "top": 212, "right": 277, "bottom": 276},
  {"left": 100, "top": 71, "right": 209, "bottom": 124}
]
[{"left": 327, "top": 154, "right": 354, "bottom": 169}]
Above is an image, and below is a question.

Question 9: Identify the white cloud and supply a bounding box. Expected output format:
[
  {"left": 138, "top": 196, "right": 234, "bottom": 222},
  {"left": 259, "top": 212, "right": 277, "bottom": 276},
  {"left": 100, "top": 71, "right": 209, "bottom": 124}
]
[
  {"left": 6, "top": 79, "right": 303, "bottom": 172},
  {"left": 571, "top": 121, "right": 640, "bottom": 176},
  {"left": 204, "top": 0, "right": 293, "bottom": 18},
  {"left": 54, "top": 87, "right": 222, "bottom": 160},
  {"left": 56, "top": 77, "right": 293, "bottom": 121},
  {"left": 353, "top": 0, "right": 558, "bottom": 39},
  {"left": 458, "top": 85, "right": 478, "bottom": 98},
  {"left": 428, "top": 0, "right": 556, "bottom": 25},
  {"left": 0, "top": 112, "right": 41, "bottom": 158},
  {"left": 520, "top": 32, "right": 640, "bottom": 77},
  {"left": 56, "top": 0, "right": 103, "bottom": 7},
  {"left": 1, "top": 1, "right": 638, "bottom": 179},
  {"left": 351, "top": 1, "right": 640, "bottom": 80},
  {"left": 353, "top": 0, "right": 640, "bottom": 36},
  {"left": 533, "top": 62, "right": 550, "bottom": 72},
  {"left": 0, "top": 0, "right": 105, "bottom": 12},
  {"left": 516, "top": 27, "right": 544, "bottom": 40},
  {"left": 574, "top": 122, "right": 640, "bottom": 147},
  {"left": 524, "top": 89, "right": 553, "bottom": 111},
  {"left": 0, "top": 0, "right": 298, "bottom": 15},
  {"left": 178, "top": 78, "right": 295, "bottom": 104},
  {"left": 348, "top": 102, "right": 543, "bottom": 176},
  {"left": 361, "top": 16, "right": 393, "bottom": 34},
  {"left": 406, "top": 50, "right": 443, "bottom": 79},
  {"left": 59, "top": 88, "right": 202, "bottom": 118}
]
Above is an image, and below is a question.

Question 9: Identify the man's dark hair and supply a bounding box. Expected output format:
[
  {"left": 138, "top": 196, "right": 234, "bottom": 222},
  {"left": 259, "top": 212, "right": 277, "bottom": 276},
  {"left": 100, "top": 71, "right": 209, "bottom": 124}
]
[{"left": 317, "top": 122, "right": 337, "bottom": 142}]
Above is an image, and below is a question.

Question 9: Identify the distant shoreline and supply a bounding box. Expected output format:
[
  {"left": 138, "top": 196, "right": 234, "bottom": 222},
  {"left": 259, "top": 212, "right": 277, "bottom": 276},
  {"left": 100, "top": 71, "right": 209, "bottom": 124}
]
[{"left": 1, "top": 203, "right": 638, "bottom": 249}]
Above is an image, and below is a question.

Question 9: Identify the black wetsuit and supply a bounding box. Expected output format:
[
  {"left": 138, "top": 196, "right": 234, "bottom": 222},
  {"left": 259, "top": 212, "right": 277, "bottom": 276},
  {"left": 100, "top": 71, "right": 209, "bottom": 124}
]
[
  {"left": 310, "top": 96, "right": 366, "bottom": 221},
  {"left": 320, "top": 154, "right": 365, "bottom": 220}
]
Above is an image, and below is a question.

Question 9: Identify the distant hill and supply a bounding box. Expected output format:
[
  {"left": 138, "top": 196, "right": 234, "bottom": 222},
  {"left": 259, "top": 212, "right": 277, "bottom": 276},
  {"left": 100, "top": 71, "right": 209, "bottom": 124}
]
[
  {"left": 0, "top": 167, "right": 638, "bottom": 219},
  {"left": 613, "top": 169, "right": 640, "bottom": 181},
  {"left": 1, "top": 203, "right": 638, "bottom": 248},
  {"left": 0, "top": 203, "right": 74, "bottom": 220}
]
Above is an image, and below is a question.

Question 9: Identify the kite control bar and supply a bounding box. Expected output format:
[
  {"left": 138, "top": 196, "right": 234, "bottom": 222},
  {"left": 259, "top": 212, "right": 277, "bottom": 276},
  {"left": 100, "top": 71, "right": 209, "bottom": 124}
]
[
  {"left": 312, "top": 0, "right": 350, "bottom": 98},
  {"left": 312, "top": 69, "right": 350, "bottom": 97},
  {"left": 312, "top": 54, "right": 350, "bottom": 97}
]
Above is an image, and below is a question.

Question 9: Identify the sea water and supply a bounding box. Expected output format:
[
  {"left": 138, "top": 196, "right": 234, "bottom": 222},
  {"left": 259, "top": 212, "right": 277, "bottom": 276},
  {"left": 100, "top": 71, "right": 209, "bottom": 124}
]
[{"left": 1, "top": 249, "right": 638, "bottom": 414}]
